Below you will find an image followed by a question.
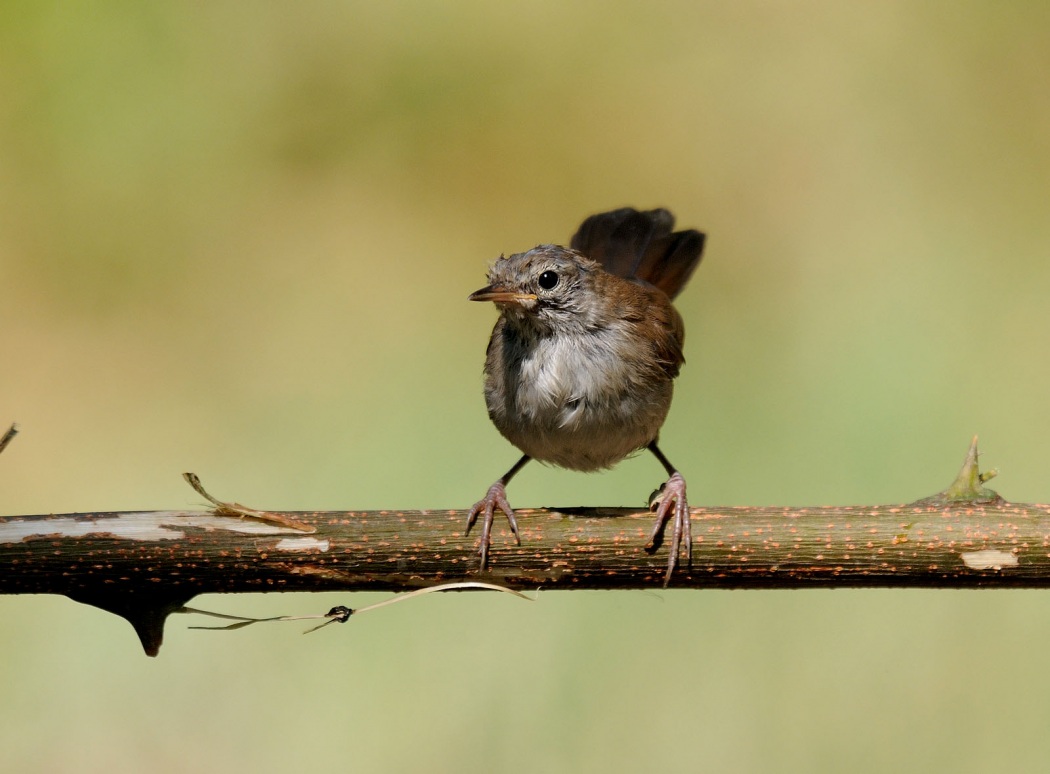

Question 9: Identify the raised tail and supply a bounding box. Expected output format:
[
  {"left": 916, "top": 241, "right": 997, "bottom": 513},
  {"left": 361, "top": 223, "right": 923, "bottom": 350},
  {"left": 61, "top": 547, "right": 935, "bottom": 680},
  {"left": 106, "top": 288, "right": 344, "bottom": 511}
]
[{"left": 569, "top": 207, "right": 705, "bottom": 299}]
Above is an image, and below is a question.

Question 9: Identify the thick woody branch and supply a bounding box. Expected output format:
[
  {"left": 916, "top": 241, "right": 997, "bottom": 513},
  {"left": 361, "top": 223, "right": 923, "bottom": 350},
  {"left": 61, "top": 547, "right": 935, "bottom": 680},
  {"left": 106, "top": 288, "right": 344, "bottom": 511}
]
[{"left": 2, "top": 438, "right": 1048, "bottom": 654}]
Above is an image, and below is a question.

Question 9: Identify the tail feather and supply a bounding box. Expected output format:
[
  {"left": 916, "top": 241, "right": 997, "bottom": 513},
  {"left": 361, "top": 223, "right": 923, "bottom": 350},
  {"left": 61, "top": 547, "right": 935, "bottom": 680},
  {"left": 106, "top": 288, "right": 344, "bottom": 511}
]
[{"left": 570, "top": 208, "right": 704, "bottom": 299}]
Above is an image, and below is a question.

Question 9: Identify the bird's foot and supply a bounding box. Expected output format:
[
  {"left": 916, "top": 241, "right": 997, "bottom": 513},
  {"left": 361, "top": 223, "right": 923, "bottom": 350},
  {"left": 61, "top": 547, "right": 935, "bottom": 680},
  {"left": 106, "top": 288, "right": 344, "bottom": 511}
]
[
  {"left": 645, "top": 472, "right": 691, "bottom": 587},
  {"left": 466, "top": 481, "right": 521, "bottom": 570}
]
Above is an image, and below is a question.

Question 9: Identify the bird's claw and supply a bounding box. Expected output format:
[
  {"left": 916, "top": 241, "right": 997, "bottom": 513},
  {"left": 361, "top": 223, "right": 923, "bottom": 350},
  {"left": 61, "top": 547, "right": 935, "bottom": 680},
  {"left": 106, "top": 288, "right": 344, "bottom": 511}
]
[
  {"left": 644, "top": 472, "right": 691, "bottom": 587},
  {"left": 466, "top": 481, "right": 521, "bottom": 570}
]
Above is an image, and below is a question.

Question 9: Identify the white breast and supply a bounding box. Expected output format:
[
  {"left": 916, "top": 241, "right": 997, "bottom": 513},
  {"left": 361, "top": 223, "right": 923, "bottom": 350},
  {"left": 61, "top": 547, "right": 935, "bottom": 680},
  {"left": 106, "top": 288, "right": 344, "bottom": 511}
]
[{"left": 487, "top": 324, "right": 674, "bottom": 471}]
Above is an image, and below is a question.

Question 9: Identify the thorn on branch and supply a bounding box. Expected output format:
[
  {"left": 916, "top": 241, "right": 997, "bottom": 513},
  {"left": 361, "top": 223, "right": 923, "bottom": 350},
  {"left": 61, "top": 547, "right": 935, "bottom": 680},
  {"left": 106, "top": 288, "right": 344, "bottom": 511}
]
[
  {"left": 913, "top": 435, "right": 1004, "bottom": 507},
  {"left": 67, "top": 591, "right": 197, "bottom": 657}
]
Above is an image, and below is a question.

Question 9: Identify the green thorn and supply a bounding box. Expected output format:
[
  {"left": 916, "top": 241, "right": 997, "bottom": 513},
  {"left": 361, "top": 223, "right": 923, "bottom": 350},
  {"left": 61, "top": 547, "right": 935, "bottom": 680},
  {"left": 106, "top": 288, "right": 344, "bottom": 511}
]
[{"left": 941, "top": 436, "right": 1001, "bottom": 503}]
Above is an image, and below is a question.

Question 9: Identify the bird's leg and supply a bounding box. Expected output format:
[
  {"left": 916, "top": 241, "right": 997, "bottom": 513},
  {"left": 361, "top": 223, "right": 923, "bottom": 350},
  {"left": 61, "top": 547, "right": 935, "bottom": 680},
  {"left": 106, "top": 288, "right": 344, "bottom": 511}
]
[
  {"left": 466, "top": 455, "right": 530, "bottom": 570},
  {"left": 644, "top": 442, "right": 691, "bottom": 587}
]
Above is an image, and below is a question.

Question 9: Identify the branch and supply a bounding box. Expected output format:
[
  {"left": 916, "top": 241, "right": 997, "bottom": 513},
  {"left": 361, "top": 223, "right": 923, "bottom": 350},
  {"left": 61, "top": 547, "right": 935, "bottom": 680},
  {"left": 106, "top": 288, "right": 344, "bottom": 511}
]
[{"left": 2, "top": 437, "right": 1047, "bottom": 655}]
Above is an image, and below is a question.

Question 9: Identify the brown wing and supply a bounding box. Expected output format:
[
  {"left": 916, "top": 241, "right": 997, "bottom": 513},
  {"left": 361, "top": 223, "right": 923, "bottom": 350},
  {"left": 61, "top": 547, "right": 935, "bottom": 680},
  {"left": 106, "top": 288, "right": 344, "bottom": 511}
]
[
  {"left": 601, "top": 273, "right": 686, "bottom": 381},
  {"left": 570, "top": 207, "right": 705, "bottom": 299},
  {"left": 650, "top": 294, "right": 686, "bottom": 380}
]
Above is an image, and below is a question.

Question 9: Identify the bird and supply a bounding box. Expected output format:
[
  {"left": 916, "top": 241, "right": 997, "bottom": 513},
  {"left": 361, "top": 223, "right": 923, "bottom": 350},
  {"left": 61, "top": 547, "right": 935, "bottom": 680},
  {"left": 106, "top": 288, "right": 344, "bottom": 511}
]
[{"left": 467, "top": 207, "right": 705, "bottom": 585}]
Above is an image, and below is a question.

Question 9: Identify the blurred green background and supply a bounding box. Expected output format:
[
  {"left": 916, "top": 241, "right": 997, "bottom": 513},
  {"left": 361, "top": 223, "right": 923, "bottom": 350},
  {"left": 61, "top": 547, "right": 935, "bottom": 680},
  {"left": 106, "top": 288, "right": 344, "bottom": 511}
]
[{"left": 2, "top": 2, "right": 1050, "bottom": 772}]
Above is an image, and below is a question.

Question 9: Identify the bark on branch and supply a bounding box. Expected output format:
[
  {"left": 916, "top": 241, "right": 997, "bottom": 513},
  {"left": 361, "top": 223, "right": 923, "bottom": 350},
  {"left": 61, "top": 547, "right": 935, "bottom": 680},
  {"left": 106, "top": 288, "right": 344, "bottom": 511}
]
[{"left": 2, "top": 436, "right": 1047, "bottom": 655}]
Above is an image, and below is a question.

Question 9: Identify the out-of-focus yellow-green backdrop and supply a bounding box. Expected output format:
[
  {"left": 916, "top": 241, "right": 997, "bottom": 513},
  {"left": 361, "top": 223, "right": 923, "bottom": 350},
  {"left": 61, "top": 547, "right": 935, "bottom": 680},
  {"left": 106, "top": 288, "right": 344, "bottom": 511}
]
[{"left": 3, "top": 3, "right": 1050, "bottom": 772}]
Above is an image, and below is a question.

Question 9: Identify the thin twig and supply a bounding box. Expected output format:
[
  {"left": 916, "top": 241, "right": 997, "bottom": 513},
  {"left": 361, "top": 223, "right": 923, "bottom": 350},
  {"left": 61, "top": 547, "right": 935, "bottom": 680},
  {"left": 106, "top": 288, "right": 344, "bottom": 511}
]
[
  {"left": 183, "top": 582, "right": 532, "bottom": 633},
  {"left": 0, "top": 423, "right": 18, "bottom": 456}
]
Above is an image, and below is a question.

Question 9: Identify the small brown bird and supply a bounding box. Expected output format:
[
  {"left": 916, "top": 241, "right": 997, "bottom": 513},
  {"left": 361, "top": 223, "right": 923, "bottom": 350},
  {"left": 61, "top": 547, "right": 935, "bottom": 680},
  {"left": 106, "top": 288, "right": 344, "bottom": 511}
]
[{"left": 467, "top": 208, "right": 705, "bottom": 585}]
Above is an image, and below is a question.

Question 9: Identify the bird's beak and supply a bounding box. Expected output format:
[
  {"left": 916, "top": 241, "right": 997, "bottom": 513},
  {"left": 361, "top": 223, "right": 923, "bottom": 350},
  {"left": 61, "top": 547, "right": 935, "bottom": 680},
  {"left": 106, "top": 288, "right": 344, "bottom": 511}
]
[{"left": 468, "top": 286, "right": 538, "bottom": 305}]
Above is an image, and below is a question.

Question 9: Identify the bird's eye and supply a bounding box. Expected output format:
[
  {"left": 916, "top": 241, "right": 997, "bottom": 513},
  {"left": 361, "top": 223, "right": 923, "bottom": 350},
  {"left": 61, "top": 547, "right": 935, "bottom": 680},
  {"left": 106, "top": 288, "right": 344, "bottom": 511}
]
[{"left": 538, "top": 270, "right": 559, "bottom": 290}]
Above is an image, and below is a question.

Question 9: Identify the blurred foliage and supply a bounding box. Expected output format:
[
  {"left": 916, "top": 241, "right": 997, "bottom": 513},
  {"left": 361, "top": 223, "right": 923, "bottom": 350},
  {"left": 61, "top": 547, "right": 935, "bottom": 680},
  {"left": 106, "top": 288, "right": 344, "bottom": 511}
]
[{"left": 2, "top": 2, "right": 1050, "bottom": 772}]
